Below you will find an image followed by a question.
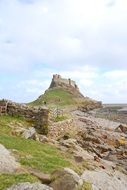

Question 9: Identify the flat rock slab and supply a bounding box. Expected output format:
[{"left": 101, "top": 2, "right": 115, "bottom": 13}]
[
  {"left": 6, "top": 182, "right": 53, "bottom": 190},
  {"left": 0, "top": 144, "right": 20, "bottom": 173},
  {"left": 81, "top": 170, "right": 127, "bottom": 190},
  {"left": 27, "top": 168, "right": 51, "bottom": 184},
  {"left": 50, "top": 168, "right": 83, "bottom": 190}
]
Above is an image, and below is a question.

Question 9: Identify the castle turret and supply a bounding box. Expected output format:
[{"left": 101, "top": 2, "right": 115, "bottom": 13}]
[
  {"left": 53, "top": 74, "right": 61, "bottom": 80},
  {"left": 68, "top": 78, "right": 71, "bottom": 86}
]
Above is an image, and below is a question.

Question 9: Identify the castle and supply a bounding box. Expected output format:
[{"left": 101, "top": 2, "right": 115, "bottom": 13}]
[{"left": 49, "top": 74, "right": 79, "bottom": 90}]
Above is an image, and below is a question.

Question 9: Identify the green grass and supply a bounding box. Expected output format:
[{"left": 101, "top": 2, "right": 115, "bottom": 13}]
[
  {"left": 29, "top": 88, "right": 99, "bottom": 111},
  {"left": 54, "top": 115, "right": 68, "bottom": 122},
  {"left": 0, "top": 134, "right": 71, "bottom": 173},
  {"left": 0, "top": 173, "right": 38, "bottom": 190},
  {"left": 0, "top": 115, "right": 75, "bottom": 189},
  {"left": 0, "top": 115, "right": 30, "bottom": 136},
  {"left": 30, "top": 88, "right": 77, "bottom": 107},
  {"left": 0, "top": 115, "right": 25, "bottom": 123},
  {"left": 0, "top": 114, "right": 88, "bottom": 188},
  {"left": 0, "top": 115, "right": 72, "bottom": 174},
  {"left": 81, "top": 182, "right": 92, "bottom": 190}
]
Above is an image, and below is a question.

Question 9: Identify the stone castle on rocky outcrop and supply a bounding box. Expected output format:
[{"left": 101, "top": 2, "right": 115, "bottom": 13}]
[
  {"left": 34, "top": 74, "right": 102, "bottom": 108},
  {"left": 49, "top": 74, "right": 79, "bottom": 90},
  {"left": 48, "top": 74, "right": 84, "bottom": 98}
]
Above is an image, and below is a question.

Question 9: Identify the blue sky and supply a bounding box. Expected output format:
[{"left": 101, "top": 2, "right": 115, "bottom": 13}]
[{"left": 0, "top": 0, "right": 127, "bottom": 103}]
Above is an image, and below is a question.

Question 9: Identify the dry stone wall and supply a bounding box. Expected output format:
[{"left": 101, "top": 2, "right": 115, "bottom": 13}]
[
  {"left": 0, "top": 99, "right": 49, "bottom": 134},
  {"left": 0, "top": 100, "right": 8, "bottom": 115},
  {"left": 48, "top": 118, "right": 78, "bottom": 140}
]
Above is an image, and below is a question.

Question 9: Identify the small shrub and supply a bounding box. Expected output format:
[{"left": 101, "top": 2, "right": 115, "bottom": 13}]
[
  {"left": 54, "top": 115, "right": 68, "bottom": 122},
  {"left": 42, "top": 125, "right": 49, "bottom": 135},
  {"left": 81, "top": 182, "right": 92, "bottom": 190}
]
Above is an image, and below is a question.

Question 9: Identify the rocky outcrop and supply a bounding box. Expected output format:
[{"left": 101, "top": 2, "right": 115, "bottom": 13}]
[
  {"left": 50, "top": 168, "right": 83, "bottom": 190},
  {"left": 81, "top": 170, "right": 127, "bottom": 190},
  {"left": 72, "top": 112, "right": 127, "bottom": 172},
  {"left": 31, "top": 74, "right": 102, "bottom": 110},
  {"left": 115, "top": 124, "right": 127, "bottom": 133},
  {"left": 78, "top": 100, "right": 102, "bottom": 112},
  {"left": 48, "top": 119, "right": 78, "bottom": 140}
]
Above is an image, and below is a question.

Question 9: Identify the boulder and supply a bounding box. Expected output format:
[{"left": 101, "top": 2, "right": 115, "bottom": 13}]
[
  {"left": 0, "top": 144, "right": 20, "bottom": 173},
  {"left": 74, "top": 155, "right": 84, "bottom": 163},
  {"left": 37, "top": 134, "right": 49, "bottom": 143},
  {"left": 22, "top": 127, "right": 36, "bottom": 139},
  {"left": 6, "top": 182, "right": 53, "bottom": 190},
  {"left": 27, "top": 168, "right": 51, "bottom": 184},
  {"left": 81, "top": 170, "right": 127, "bottom": 190},
  {"left": 115, "top": 124, "right": 127, "bottom": 133},
  {"left": 96, "top": 144, "right": 113, "bottom": 153},
  {"left": 82, "top": 134, "right": 101, "bottom": 144},
  {"left": 11, "top": 127, "right": 26, "bottom": 136},
  {"left": 64, "top": 168, "right": 83, "bottom": 186},
  {"left": 50, "top": 168, "right": 83, "bottom": 190},
  {"left": 60, "top": 138, "right": 77, "bottom": 148}
]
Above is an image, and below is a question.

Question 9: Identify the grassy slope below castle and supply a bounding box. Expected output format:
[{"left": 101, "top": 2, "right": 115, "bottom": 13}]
[
  {"left": 29, "top": 87, "right": 94, "bottom": 107},
  {"left": 29, "top": 88, "right": 79, "bottom": 107},
  {"left": 29, "top": 87, "right": 101, "bottom": 112}
]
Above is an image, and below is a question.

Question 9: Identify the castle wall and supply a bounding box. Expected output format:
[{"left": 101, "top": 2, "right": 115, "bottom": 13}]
[
  {"left": 0, "top": 100, "right": 49, "bottom": 134},
  {"left": 53, "top": 74, "right": 77, "bottom": 88}
]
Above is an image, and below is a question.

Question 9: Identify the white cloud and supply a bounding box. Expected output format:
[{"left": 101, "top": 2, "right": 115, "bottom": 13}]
[
  {"left": 104, "top": 70, "right": 127, "bottom": 80},
  {"left": 17, "top": 79, "right": 50, "bottom": 94},
  {"left": 0, "top": 0, "right": 127, "bottom": 103},
  {"left": 92, "top": 70, "right": 127, "bottom": 103},
  {"left": 0, "top": 0, "right": 127, "bottom": 71},
  {"left": 59, "top": 68, "right": 127, "bottom": 103}
]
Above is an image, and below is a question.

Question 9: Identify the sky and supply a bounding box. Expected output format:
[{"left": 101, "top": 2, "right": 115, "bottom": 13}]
[{"left": 0, "top": 0, "right": 127, "bottom": 103}]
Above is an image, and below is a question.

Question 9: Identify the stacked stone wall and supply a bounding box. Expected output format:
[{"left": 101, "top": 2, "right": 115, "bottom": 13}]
[
  {"left": 48, "top": 118, "right": 78, "bottom": 139},
  {"left": 0, "top": 99, "right": 49, "bottom": 134},
  {"left": 0, "top": 100, "right": 8, "bottom": 115}
]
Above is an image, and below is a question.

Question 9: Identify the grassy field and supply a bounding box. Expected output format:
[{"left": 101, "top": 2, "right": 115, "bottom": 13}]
[
  {"left": 0, "top": 134, "right": 71, "bottom": 173},
  {"left": 0, "top": 115, "right": 71, "bottom": 173},
  {"left": 29, "top": 87, "right": 97, "bottom": 111},
  {"left": 0, "top": 115, "right": 74, "bottom": 189}
]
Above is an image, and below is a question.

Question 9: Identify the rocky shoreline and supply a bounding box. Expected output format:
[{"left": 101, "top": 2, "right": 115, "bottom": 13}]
[{"left": 0, "top": 106, "right": 127, "bottom": 190}]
